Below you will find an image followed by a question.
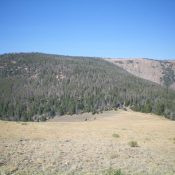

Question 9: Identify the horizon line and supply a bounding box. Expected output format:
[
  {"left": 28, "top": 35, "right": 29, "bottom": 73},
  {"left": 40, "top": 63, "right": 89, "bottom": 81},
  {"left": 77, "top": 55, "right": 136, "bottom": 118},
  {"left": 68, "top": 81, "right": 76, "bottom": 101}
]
[{"left": 0, "top": 51, "right": 175, "bottom": 61}]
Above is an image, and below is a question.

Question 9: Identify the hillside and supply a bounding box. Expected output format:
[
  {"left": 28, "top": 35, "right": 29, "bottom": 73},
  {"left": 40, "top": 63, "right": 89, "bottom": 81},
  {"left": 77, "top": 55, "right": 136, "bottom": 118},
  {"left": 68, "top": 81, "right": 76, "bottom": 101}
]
[
  {"left": 0, "top": 53, "right": 175, "bottom": 121},
  {"left": 105, "top": 58, "right": 175, "bottom": 90}
]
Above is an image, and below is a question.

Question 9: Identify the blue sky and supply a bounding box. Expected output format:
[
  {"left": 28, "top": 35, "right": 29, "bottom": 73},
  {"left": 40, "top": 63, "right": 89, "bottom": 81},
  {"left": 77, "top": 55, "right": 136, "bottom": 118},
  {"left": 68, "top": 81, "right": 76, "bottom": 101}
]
[{"left": 0, "top": 0, "right": 175, "bottom": 59}]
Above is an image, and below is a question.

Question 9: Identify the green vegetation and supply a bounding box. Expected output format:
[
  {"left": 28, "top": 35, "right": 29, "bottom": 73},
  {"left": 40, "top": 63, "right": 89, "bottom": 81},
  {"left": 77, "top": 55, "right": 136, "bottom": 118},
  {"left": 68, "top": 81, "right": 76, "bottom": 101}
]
[
  {"left": 173, "top": 138, "right": 175, "bottom": 144},
  {"left": 161, "top": 63, "right": 175, "bottom": 92},
  {"left": 103, "top": 168, "right": 124, "bottom": 175},
  {"left": 128, "top": 141, "right": 139, "bottom": 147},
  {"left": 112, "top": 133, "right": 120, "bottom": 138},
  {"left": 0, "top": 53, "right": 175, "bottom": 121}
]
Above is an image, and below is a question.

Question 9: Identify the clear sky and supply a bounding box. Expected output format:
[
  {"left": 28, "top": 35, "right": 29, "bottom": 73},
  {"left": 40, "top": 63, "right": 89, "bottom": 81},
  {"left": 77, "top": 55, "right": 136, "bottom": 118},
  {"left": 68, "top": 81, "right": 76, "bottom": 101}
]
[{"left": 0, "top": 0, "right": 175, "bottom": 59}]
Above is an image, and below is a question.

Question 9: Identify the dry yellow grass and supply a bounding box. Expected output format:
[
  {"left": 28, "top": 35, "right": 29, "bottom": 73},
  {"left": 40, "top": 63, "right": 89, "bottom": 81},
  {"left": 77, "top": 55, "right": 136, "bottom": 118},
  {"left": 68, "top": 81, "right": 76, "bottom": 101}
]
[{"left": 0, "top": 110, "right": 175, "bottom": 175}]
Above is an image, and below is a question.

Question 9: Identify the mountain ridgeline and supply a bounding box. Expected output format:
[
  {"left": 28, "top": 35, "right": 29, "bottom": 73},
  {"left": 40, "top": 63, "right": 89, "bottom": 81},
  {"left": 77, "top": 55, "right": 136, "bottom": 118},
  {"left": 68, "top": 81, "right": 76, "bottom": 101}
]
[{"left": 0, "top": 53, "right": 175, "bottom": 121}]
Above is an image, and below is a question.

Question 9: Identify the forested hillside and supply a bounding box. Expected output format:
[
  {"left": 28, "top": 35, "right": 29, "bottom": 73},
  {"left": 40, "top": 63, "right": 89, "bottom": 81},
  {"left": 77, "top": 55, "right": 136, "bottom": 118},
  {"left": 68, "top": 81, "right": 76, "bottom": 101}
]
[{"left": 0, "top": 53, "right": 175, "bottom": 121}]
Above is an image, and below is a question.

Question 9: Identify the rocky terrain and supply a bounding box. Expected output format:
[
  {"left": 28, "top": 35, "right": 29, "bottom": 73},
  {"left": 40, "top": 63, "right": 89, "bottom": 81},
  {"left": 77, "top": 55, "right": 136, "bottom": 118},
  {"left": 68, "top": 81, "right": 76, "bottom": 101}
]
[
  {"left": 105, "top": 58, "right": 175, "bottom": 90},
  {"left": 0, "top": 110, "right": 175, "bottom": 175}
]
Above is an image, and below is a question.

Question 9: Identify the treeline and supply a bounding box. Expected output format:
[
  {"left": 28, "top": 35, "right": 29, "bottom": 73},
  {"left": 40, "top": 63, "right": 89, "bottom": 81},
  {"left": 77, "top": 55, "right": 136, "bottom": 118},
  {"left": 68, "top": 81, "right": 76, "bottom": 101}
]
[{"left": 0, "top": 53, "right": 175, "bottom": 121}]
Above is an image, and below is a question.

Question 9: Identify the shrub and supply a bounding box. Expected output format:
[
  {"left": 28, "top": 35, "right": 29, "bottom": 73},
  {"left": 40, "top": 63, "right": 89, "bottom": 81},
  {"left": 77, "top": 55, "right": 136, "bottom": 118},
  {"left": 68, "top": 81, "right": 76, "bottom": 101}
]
[
  {"left": 128, "top": 141, "right": 139, "bottom": 147},
  {"left": 92, "top": 110, "right": 97, "bottom": 115},
  {"left": 103, "top": 168, "right": 124, "bottom": 175},
  {"left": 110, "top": 153, "right": 119, "bottom": 159},
  {"left": 21, "top": 122, "right": 27, "bottom": 125},
  {"left": 112, "top": 133, "right": 120, "bottom": 138}
]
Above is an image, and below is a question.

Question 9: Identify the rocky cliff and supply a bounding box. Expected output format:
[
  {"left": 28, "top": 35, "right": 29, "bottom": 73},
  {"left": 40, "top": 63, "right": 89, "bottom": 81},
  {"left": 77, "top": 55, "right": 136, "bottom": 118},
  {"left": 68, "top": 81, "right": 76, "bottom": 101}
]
[{"left": 105, "top": 58, "right": 175, "bottom": 90}]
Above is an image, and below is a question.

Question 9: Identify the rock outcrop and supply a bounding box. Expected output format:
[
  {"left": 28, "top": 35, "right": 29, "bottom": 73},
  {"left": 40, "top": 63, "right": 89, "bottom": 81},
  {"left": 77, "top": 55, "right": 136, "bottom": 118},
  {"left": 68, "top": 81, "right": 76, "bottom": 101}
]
[{"left": 105, "top": 58, "right": 175, "bottom": 90}]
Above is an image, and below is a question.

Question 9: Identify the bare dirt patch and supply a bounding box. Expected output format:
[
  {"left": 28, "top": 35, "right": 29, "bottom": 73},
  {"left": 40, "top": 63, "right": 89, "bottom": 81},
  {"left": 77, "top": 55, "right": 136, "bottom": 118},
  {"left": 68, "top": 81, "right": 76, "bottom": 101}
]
[{"left": 0, "top": 110, "right": 175, "bottom": 174}]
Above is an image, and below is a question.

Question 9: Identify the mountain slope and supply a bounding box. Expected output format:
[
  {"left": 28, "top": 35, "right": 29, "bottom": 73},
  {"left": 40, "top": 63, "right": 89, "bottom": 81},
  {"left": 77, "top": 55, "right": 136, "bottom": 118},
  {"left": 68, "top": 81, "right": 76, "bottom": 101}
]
[
  {"left": 105, "top": 58, "right": 175, "bottom": 90},
  {"left": 0, "top": 53, "right": 175, "bottom": 121}
]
